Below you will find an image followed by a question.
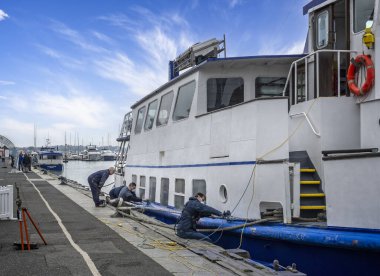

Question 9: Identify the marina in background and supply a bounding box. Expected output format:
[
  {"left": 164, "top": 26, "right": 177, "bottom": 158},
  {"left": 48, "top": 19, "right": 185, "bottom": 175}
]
[{"left": 62, "top": 160, "right": 115, "bottom": 193}]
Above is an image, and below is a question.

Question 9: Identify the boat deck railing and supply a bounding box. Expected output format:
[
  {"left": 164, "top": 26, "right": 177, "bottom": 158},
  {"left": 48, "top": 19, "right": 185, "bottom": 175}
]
[{"left": 283, "top": 49, "right": 358, "bottom": 104}]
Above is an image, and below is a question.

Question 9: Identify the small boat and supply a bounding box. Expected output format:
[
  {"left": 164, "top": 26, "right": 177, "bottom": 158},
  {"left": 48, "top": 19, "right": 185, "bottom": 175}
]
[
  {"left": 100, "top": 148, "right": 116, "bottom": 161},
  {"left": 38, "top": 140, "right": 63, "bottom": 171},
  {"left": 82, "top": 145, "right": 101, "bottom": 161}
]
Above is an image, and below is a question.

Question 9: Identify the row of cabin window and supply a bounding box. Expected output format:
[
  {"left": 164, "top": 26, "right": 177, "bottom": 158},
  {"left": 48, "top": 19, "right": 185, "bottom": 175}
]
[
  {"left": 132, "top": 174, "right": 206, "bottom": 210},
  {"left": 39, "top": 155, "right": 62, "bottom": 160},
  {"left": 134, "top": 77, "right": 287, "bottom": 134}
]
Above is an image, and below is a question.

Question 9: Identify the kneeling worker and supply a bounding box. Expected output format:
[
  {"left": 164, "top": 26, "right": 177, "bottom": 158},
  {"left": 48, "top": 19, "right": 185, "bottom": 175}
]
[
  {"left": 88, "top": 167, "right": 115, "bottom": 207},
  {"left": 176, "top": 193, "right": 230, "bottom": 242},
  {"left": 107, "top": 182, "right": 142, "bottom": 207}
]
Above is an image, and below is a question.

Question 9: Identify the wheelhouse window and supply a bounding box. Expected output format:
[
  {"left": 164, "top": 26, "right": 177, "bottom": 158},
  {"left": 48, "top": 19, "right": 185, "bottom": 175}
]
[
  {"left": 144, "top": 100, "right": 158, "bottom": 131},
  {"left": 316, "top": 11, "right": 329, "bottom": 49},
  {"left": 132, "top": 174, "right": 137, "bottom": 184},
  {"left": 134, "top": 106, "right": 146, "bottom": 134},
  {"left": 160, "top": 178, "right": 169, "bottom": 206},
  {"left": 255, "top": 77, "right": 288, "bottom": 97},
  {"left": 353, "top": 0, "right": 375, "bottom": 33},
  {"left": 192, "top": 179, "right": 206, "bottom": 197},
  {"left": 149, "top": 177, "right": 156, "bottom": 202},
  {"left": 139, "top": 176, "right": 146, "bottom": 199},
  {"left": 173, "top": 81, "right": 196, "bottom": 121},
  {"left": 207, "top": 78, "right": 244, "bottom": 112},
  {"left": 157, "top": 91, "right": 174, "bottom": 126},
  {"left": 174, "top": 179, "right": 185, "bottom": 209}
]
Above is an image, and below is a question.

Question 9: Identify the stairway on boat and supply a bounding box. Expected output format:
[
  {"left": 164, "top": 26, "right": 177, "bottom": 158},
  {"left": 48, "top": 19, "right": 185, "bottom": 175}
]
[{"left": 290, "top": 151, "right": 326, "bottom": 219}]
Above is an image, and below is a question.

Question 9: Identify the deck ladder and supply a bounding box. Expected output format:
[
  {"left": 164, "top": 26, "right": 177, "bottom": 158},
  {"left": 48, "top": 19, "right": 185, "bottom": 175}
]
[
  {"left": 115, "top": 112, "right": 133, "bottom": 176},
  {"left": 0, "top": 185, "right": 14, "bottom": 220}
]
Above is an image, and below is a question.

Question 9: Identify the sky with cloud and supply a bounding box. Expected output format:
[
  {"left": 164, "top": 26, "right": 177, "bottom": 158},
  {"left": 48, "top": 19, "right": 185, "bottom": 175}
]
[{"left": 0, "top": 0, "right": 309, "bottom": 147}]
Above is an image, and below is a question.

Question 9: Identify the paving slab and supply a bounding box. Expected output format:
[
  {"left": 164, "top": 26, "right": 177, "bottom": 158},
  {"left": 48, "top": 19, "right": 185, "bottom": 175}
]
[{"left": 0, "top": 161, "right": 171, "bottom": 276}]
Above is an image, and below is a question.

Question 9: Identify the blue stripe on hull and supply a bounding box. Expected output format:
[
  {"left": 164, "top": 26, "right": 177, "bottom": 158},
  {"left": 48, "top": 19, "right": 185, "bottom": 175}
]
[
  {"left": 126, "top": 160, "right": 256, "bottom": 169},
  {"left": 40, "top": 164, "right": 63, "bottom": 171}
]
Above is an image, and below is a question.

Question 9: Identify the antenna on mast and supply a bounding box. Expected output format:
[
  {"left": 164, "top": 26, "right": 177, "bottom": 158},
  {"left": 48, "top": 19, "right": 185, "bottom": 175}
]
[{"left": 34, "top": 124, "right": 37, "bottom": 150}]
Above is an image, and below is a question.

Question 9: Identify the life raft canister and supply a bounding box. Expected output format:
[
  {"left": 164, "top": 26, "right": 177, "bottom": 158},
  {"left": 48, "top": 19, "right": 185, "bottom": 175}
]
[{"left": 347, "top": 55, "right": 375, "bottom": 96}]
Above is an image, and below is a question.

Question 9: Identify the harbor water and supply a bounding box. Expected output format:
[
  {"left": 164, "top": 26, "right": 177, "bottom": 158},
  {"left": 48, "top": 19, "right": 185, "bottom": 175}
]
[{"left": 63, "top": 160, "right": 116, "bottom": 193}]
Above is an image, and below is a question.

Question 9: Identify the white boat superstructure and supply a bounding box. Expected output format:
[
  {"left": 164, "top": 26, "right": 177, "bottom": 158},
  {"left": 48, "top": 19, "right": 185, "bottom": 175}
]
[
  {"left": 100, "top": 149, "right": 116, "bottom": 161},
  {"left": 83, "top": 145, "right": 101, "bottom": 161},
  {"left": 115, "top": 0, "right": 380, "bottom": 231}
]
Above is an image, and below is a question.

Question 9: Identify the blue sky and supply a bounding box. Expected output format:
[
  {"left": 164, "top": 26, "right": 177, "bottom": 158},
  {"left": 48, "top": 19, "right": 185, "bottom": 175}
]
[{"left": 0, "top": 0, "right": 309, "bottom": 147}]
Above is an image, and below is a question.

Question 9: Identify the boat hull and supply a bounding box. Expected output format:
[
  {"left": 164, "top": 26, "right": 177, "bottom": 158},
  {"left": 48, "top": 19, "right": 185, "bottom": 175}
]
[
  {"left": 142, "top": 204, "right": 380, "bottom": 276},
  {"left": 102, "top": 155, "right": 115, "bottom": 161},
  {"left": 39, "top": 163, "right": 63, "bottom": 171}
]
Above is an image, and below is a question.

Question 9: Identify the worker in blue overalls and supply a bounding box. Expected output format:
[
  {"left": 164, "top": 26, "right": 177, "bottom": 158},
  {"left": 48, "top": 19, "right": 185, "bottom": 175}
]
[
  {"left": 88, "top": 167, "right": 115, "bottom": 207},
  {"left": 107, "top": 182, "right": 142, "bottom": 207},
  {"left": 176, "top": 192, "right": 230, "bottom": 242}
]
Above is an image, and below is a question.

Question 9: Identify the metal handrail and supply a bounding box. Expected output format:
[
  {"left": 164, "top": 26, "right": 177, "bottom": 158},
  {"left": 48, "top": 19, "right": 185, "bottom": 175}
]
[
  {"left": 289, "top": 112, "right": 320, "bottom": 137},
  {"left": 282, "top": 49, "right": 358, "bottom": 100}
]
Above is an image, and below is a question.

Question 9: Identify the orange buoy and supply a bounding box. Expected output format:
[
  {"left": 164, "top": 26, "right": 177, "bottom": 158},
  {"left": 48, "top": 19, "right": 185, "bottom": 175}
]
[{"left": 347, "top": 55, "right": 375, "bottom": 96}]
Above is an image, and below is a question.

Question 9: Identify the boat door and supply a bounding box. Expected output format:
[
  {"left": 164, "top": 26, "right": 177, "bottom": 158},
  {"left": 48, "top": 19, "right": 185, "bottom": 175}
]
[{"left": 312, "top": 0, "right": 349, "bottom": 97}]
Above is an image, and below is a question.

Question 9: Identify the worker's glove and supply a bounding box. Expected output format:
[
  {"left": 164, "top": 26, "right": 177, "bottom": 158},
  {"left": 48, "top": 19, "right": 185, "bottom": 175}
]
[{"left": 222, "top": 210, "right": 231, "bottom": 218}]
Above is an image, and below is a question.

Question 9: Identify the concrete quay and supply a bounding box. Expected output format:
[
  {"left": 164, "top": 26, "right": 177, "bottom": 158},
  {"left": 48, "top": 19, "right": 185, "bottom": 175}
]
[{"left": 0, "top": 159, "right": 299, "bottom": 275}]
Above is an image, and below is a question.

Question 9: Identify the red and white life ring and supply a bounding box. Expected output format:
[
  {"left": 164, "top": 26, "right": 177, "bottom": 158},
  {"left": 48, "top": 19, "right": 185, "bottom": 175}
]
[{"left": 347, "top": 55, "right": 375, "bottom": 96}]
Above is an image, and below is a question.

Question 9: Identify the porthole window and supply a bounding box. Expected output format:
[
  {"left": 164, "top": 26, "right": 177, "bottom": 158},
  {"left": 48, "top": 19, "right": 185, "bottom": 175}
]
[{"left": 219, "top": 185, "right": 228, "bottom": 203}]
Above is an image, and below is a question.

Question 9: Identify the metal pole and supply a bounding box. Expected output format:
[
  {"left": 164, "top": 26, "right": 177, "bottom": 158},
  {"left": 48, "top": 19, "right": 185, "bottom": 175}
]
[
  {"left": 223, "top": 34, "right": 227, "bottom": 58},
  {"left": 295, "top": 62, "right": 298, "bottom": 104},
  {"left": 305, "top": 57, "right": 308, "bottom": 101},
  {"left": 18, "top": 211, "right": 24, "bottom": 251},
  {"left": 316, "top": 51, "right": 320, "bottom": 98},
  {"left": 337, "top": 51, "right": 341, "bottom": 97},
  {"left": 22, "top": 208, "right": 31, "bottom": 250},
  {"left": 25, "top": 208, "right": 48, "bottom": 245}
]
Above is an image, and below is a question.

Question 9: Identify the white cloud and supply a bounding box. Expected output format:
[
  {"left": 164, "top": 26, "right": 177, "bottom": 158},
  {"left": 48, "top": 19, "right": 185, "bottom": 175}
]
[
  {"left": 227, "top": 0, "right": 242, "bottom": 8},
  {"left": 0, "top": 118, "right": 34, "bottom": 146},
  {"left": 0, "top": 80, "right": 15, "bottom": 85},
  {"left": 33, "top": 92, "right": 110, "bottom": 128},
  {"left": 0, "top": 9, "right": 9, "bottom": 21},
  {"left": 0, "top": 95, "right": 7, "bottom": 100},
  {"left": 91, "top": 31, "right": 114, "bottom": 44},
  {"left": 94, "top": 52, "right": 163, "bottom": 96},
  {"left": 95, "top": 10, "right": 194, "bottom": 96},
  {"left": 35, "top": 44, "right": 84, "bottom": 69},
  {"left": 50, "top": 21, "right": 105, "bottom": 53}
]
